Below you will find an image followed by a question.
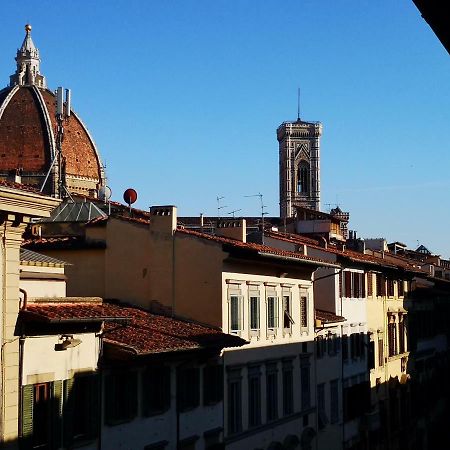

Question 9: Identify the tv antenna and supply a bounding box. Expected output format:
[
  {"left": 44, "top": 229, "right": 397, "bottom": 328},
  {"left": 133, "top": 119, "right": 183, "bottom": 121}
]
[
  {"left": 227, "top": 209, "right": 242, "bottom": 218},
  {"left": 297, "top": 87, "right": 301, "bottom": 121},
  {"left": 217, "top": 196, "right": 227, "bottom": 220},
  {"left": 41, "top": 87, "right": 71, "bottom": 199},
  {"left": 245, "top": 193, "right": 268, "bottom": 245}
]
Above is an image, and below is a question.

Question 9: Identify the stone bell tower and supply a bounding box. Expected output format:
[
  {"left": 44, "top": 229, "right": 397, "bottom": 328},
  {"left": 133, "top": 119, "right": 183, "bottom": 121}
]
[{"left": 277, "top": 118, "right": 322, "bottom": 218}]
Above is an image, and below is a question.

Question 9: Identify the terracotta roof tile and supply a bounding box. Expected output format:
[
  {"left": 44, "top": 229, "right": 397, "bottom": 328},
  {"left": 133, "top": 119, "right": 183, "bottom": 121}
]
[
  {"left": 23, "top": 235, "right": 105, "bottom": 250},
  {"left": 176, "top": 228, "right": 337, "bottom": 267},
  {"left": 20, "top": 301, "right": 246, "bottom": 355},
  {"left": 315, "top": 309, "right": 346, "bottom": 324}
]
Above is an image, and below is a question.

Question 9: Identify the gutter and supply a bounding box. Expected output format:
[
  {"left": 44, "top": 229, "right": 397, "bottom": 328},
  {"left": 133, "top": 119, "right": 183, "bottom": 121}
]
[{"left": 257, "top": 251, "right": 341, "bottom": 269}]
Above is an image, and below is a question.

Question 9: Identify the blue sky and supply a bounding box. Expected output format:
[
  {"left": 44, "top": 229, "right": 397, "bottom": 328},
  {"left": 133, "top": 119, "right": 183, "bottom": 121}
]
[{"left": 1, "top": 1, "right": 450, "bottom": 255}]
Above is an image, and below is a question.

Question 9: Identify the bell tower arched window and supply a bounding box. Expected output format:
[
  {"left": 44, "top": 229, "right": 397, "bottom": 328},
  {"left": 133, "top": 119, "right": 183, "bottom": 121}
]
[{"left": 297, "top": 161, "right": 310, "bottom": 194}]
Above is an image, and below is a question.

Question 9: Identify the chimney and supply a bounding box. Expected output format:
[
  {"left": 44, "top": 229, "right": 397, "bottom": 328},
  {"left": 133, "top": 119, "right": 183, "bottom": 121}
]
[
  {"left": 8, "top": 169, "right": 22, "bottom": 184},
  {"left": 216, "top": 219, "right": 247, "bottom": 242},
  {"left": 149, "top": 206, "right": 177, "bottom": 234}
]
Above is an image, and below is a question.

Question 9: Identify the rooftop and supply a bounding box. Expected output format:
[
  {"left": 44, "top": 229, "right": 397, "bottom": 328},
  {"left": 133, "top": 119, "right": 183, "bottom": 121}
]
[{"left": 20, "top": 300, "right": 246, "bottom": 356}]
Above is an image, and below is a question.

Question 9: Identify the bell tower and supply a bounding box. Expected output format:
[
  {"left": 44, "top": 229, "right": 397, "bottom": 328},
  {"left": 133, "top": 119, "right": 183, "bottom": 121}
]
[{"left": 277, "top": 118, "right": 322, "bottom": 218}]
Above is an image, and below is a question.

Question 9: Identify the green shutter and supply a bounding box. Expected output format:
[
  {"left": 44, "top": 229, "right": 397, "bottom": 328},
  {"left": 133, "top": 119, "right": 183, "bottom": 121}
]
[
  {"left": 52, "top": 380, "right": 63, "bottom": 449},
  {"left": 21, "top": 385, "right": 34, "bottom": 450},
  {"left": 63, "top": 378, "right": 75, "bottom": 447}
]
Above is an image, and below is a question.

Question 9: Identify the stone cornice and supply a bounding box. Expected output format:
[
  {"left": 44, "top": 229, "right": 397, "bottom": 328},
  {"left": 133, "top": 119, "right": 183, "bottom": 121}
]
[{"left": 0, "top": 187, "right": 59, "bottom": 218}]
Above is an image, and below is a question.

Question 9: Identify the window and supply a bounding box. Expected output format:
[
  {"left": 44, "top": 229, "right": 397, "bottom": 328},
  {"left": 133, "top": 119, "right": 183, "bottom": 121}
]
[
  {"left": 248, "top": 366, "right": 261, "bottom": 427},
  {"left": 266, "top": 363, "right": 278, "bottom": 421},
  {"left": 282, "top": 361, "right": 294, "bottom": 416},
  {"left": 367, "top": 273, "right": 373, "bottom": 297},
  {"left": 297, "top": 160, "right": 310, "bottom": 193},
  {"left": 330, "top": 380, "right": 339, "bottom": 424},
  {"left": 249, "top": 295, "right": 260, "bottom": 331},
  {"left": 22, "top": 377, "right": 99, "bottom": 449},
  {"left": 388, "top": 316, "right": 397, "bottom": 357},
  {"left": 300, "top": 357, "right": 311, "bottom": 410},
  {"left": 344, "top": 271, "right": 352, "bottom": 298},
  {"left": 105, "top": 370, "right": 138, "bottom": 424},
  {"left": 317, "top": 383, "right": 327, "bottom": 430},
  {"left": 229, "top": 295, "right": 242, "bottom": 333},
  {"left": 316, "top": 336, "right": 325, "bottom": 359},
  {"left": 343, "top": 379, "right": 370, "bottom": 421},
  {"left": 398, "top": 280, "right": 404, "bottom": 297},
  {"left": 342, "top": 335, "right": 348, "bottom": 361},
  {"left": 142, "top": 366, "right": 171, "bottom": 416},
  {"left": 368, "top": 340, "right": 375, "bottom": 370},
  {"left": 203, "top": 364, "right": 223, "bottom": 405},
  {"left": 398, "top": 315, "right": 406, "bottom": 354},
  {"left": 300, "top": 295, "right": 308, "bottom": 328},
  {"left": 31, "top": 382, "right": 52, "bottom": 448},
  {"left": 376, "top": 274, "right": 385, "bottom": 297},
  {"left": 359, "top": 333, "right": 365, "bottom": 358},
  {"left": 387, "top": 279, "right": 395, "bottom": 297},
  {"left": 378, "top": 337, "right": 384, "bottom": 367},
  {"left": 66, "top": 375, "right": 99, "bottom": 443},
  {"left": 283, "top": 294, "right": 294, "bottom": 330},
  {"left": 353, "top": 272, "right": 360, "bottom": 298},
  {"left": 267, "top": 295, "right": 278, "bottom": 330},
  {"left": 178, "top": 367, "right": 200, "bottom": 411},
  {"left": 227, "top": 369, "right": 242, "bottom": 434}
]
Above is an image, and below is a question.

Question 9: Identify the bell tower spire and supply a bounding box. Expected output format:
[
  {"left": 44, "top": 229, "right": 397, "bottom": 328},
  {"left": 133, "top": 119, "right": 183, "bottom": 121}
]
[{"left": 10, "top": 24, "right": 46, "bottom": 88}]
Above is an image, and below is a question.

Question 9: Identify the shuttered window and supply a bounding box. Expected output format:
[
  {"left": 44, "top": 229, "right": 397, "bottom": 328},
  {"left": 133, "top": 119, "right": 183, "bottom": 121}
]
[
  {"left": 64, "top": 375, "right": 99, "bottom": 445},
  {"left": 367, "top": 273, "right": 373, "bottom": 297},
  {"left": 21, "top": 381, "right": 65, "bottom": 449},
  {"left": 344, "top": 271, "right": 352, "bottom": 298},
  {"left": 178, "top": 367, "right": 200, "bottom": 411},
  {"left": 105, "top": 370, "right": 138, "bottom": 425},
  {"left": 142, "top": 366, "right": 171, "bottom": 416}
]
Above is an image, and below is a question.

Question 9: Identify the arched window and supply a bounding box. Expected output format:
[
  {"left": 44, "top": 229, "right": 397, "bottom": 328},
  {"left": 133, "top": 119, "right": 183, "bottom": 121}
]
[{"left": 297, "top": 161, "right": 310, "bottom": 194}]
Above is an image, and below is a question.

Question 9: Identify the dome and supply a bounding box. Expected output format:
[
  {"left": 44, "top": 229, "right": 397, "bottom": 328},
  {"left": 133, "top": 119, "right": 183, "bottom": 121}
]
[{"left": 0, "top": 25, "right": 106, "bottom": 197}]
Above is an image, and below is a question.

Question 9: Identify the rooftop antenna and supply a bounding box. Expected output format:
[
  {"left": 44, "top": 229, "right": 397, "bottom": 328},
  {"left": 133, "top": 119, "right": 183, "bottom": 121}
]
[
  {"left": 227, "top": 209, "right": 242, "bottom": 218},
  {"left": 245, "top": 193, "right": 268, "bottom": 245},
  {"left": 217, "top": 196, "right": 227, "bottom": 221},
  {"left": 41, "top": 86, "right": 71, "bottom": 198},
  {"left": 297, "top": 87, "right": 301, "bottom": 121}
]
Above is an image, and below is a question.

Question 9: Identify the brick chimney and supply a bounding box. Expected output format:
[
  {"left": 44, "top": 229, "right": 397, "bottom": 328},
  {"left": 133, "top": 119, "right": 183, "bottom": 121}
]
[{"left": 216, "top": 219, "right": 247, "bottom": 242}]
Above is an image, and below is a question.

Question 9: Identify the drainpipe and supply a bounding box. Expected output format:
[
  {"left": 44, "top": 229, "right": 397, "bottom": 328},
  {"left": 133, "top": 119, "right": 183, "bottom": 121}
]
[{"left": 17, "top": 289, "right": 28, "bottom": 444}]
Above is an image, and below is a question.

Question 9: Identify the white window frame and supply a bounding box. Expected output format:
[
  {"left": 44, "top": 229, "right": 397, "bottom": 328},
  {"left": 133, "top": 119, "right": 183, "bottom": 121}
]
[
  {"left": 266, "top": 294, "right": 279, "bottom": 334},
  {"left": 228, "top": 293, "right": 243, "bottom": 334}
]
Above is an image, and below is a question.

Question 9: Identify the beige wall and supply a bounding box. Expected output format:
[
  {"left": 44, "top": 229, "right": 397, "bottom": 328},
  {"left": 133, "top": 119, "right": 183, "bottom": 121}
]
[{"left": 0, "top": 187, "right": 59, "bottom": 448}]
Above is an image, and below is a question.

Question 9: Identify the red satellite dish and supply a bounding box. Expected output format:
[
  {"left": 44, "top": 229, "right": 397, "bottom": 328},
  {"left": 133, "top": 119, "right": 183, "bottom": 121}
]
[{"left": 123, "top": 188, "right": 138, "bottom": 206}]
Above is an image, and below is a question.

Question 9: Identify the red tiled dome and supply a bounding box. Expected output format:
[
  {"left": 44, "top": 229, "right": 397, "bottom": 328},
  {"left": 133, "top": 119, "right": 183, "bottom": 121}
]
[{"left": 0, "top": 25, "right": 106, "bottom": 197}]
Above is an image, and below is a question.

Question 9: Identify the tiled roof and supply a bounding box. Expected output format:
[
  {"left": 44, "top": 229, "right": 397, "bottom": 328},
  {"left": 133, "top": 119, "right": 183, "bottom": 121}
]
[
  {"left": 176, "top": 228, "right": 338, "bottom": 267},
  {"left": 315, "top": 309, "right": 346, "bottom": 324},
  {"left": 23, "top": 235, "right": 106, "bottom": 250},
  {"left": 266, "top": 230, "right": 424, "bottom": 273},
  {"left": 264, "top": 230, "right": 320, "bottom": 246},
  {"left": 0, "top": 179, "right": 45, "bottom": 195},
  {"left": 20, "top": 301, "right": 246, "bottom": 355},
  {"left": 20, "top": 248, "right": 68, "bottom": 266}
]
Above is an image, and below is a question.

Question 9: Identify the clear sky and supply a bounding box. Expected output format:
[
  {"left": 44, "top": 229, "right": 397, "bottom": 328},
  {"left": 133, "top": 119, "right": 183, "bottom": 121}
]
[{"left": 1, "top": 1, "right": 449, "bottom": 256}]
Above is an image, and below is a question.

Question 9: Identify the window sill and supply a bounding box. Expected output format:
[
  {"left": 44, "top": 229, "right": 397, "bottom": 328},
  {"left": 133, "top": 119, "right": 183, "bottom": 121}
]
[{"left": 387, "top": 351, "right": 409, "bottom": 362}]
